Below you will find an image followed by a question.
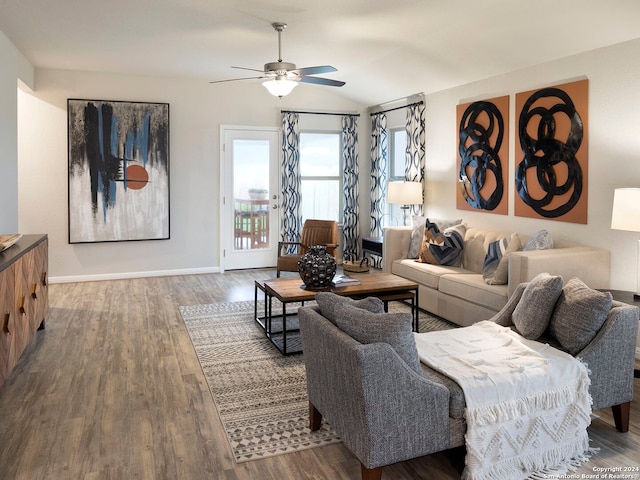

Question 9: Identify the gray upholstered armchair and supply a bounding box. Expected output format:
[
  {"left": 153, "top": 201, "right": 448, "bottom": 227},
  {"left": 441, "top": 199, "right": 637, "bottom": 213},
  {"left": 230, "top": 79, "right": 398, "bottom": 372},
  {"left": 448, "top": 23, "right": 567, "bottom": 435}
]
[
  {"left": 299, "top": 304, "right": 465, "bottom": 480},
  {"left": 490, "top": 277, "right": 639, "bottom": 433},
  {"left": 299, "top": 277, "right": 639, "bottom": 480}
]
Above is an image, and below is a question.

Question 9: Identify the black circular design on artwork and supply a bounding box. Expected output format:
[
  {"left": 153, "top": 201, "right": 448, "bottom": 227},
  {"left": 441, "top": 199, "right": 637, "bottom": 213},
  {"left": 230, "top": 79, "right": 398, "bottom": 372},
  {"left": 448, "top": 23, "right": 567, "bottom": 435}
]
[
  {"left": 516, "top": 87, "right": 583, "bottom": 218},
  {"left": 458, "top": 101, "right": 504, "bottom": 210}
]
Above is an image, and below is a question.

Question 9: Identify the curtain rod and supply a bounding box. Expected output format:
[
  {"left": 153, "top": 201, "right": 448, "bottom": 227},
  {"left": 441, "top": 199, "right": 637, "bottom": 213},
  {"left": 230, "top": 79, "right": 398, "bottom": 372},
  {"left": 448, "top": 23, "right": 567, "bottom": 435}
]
[
  {"left": 281, "top": 109, "right": 360, "bottom": 117},
  {"left": 369, "top": 100, "right": 424, "bottom": 116}
]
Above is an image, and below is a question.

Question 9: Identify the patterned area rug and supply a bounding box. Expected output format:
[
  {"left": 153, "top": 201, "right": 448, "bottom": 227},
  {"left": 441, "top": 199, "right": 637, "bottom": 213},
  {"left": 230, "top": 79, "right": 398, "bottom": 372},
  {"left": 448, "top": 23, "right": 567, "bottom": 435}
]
[
  {"left": 179, "top": 299, "right": 455, "bottom": 463},
  {"left": 179, "top": 300, "right": 340, "bottom": 462}
]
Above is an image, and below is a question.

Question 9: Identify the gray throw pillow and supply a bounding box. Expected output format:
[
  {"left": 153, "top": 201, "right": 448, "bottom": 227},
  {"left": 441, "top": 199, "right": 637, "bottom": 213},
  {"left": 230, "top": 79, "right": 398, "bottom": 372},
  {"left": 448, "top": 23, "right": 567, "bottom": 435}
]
[
  {"left": 315, "top": 292, "right": 384, "bottom": 325},
  {"left": 333, "top": 302, "right": 421, "bottom": 374},
  {"left": 511, "top": 273, "right": 563, "bottom": 340},
  {"left": 549, "top": 277, "right": 613, "bottom": 355},
  {"left": 523, "top": 229, "right": 554, "bottom": 251}
]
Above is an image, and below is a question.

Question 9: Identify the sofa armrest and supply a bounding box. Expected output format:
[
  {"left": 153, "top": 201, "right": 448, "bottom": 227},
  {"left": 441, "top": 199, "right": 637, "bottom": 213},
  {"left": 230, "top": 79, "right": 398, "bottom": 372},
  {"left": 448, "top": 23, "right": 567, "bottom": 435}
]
[
  {"left": 577, "top": 301, "right": 639, "bottom": 411},
  {"left": 507, "top": 246, "right": 610, "bottom": 297},
  {"left": 382, "top": 226, "right": 412, "bottom": 273},
  {"left": 299, "top": 306, "right": 450, "bottom": 469}
]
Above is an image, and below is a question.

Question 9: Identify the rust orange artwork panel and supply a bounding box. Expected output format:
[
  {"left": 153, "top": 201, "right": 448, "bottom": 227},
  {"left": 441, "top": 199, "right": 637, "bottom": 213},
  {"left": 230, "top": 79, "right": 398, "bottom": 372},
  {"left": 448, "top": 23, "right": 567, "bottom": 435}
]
[
  {"left": 456, "top": 95, "right": 509, "bottom": 215},
  {"left": 514, "top": 79, "right": 588, "bottom": 224}
]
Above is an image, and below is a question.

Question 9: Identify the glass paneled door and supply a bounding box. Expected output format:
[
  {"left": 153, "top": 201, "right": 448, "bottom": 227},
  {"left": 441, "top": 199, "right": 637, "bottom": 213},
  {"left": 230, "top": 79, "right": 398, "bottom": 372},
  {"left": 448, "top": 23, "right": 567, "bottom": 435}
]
[{"left": 221, "top": 126, "right": 279, "bottom": 270}]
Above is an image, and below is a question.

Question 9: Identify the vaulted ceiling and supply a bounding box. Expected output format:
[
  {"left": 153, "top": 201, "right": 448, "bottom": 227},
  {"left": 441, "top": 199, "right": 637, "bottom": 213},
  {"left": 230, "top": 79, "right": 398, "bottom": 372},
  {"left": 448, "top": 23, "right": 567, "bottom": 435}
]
[{"left": 2, "top": 0, "right": 640, "bottom": 105}]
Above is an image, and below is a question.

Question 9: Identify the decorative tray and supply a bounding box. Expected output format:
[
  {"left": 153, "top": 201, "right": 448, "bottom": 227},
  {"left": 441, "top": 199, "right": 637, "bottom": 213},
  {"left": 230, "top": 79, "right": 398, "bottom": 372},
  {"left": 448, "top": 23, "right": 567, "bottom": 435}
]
[{"left": 0, "top": 234, "right": 23, "bottom": 252}]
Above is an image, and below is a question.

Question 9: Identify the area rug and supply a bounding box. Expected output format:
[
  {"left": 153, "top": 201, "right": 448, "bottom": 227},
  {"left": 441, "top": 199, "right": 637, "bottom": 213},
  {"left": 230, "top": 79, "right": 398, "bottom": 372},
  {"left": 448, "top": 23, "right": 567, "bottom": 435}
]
[
  {"left": 179, "top": 299, "right": 454, "bottom": 463},
  {"left": 179, "top": 300, "right": 340, "bottom": 462}
]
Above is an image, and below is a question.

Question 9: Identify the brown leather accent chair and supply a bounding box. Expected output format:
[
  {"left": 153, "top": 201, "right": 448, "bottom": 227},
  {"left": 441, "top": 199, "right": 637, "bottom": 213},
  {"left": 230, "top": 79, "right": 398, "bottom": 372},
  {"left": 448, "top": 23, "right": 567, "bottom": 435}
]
[{"left": 276, "top": 219, "right": 338, "bottom": 277}]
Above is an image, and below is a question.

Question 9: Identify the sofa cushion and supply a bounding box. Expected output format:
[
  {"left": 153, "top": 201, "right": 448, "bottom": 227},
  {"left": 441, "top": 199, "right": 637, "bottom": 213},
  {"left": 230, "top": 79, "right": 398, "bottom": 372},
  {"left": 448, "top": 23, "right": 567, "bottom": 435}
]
[
  {"left": 523, "top": 229, "right": 554, "bottom": 251},
  {"left": 419, "top": 363, "right": 466, "bottom": 419},
  {"left": 511, "top": 273, "right": 563, "bottom": 340},
  {"left": 419, "top": 222, "right": 466, "bottom": 266},
  {"left": 392, "top": 259, "right": 469, "bottom": 289},
  {"left": 333, "top": 302, "right": 422, "bottom": 374},
  {"left": 407, "top": 216, "right": 462, "bottom": 258},
  {"left": 549, "top": 277, "right": 613, "bottom": 355},
  {"left": 482, "top": 233, "right": 522, "bottom": 285},
  {"left": 438, "top": 274, "right": 508, "bottom": 311},
  {"left": 315, "top": 292, "right": 384, "bottom": 325}
]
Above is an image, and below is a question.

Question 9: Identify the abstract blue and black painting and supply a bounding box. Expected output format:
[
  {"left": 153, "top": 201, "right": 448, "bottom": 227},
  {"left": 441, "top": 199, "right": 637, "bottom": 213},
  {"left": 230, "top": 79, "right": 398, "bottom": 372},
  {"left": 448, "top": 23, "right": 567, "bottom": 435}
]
[{"left": 67, "top": 99, "right": 170, "bottom": 243}]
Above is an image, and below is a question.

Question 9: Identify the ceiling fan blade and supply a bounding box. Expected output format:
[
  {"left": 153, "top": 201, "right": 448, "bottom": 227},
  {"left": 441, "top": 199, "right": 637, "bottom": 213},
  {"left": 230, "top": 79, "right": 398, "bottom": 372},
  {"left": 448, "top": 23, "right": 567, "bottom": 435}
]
[
  {"left": 218, "top": 24, "right": 342, "bottom": 91},
  {"left": 299, "top": 76, "right": 345, "bottom": 87},
  {"left": 293, "top": 65, "right": 337, "bottom": 76},
  {"left": 209, "top": 76, "right": 265, "bottom": 84},
  {"left": 231, "top": 66, "right": 267, "bottom": 73}
]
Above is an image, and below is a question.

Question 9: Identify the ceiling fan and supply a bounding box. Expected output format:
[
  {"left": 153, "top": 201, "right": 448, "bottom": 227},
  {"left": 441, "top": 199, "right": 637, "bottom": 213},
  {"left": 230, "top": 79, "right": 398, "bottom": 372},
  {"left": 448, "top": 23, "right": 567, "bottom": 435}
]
[{"left": 210, "top": 22, "right": 345, "bottom": 97}]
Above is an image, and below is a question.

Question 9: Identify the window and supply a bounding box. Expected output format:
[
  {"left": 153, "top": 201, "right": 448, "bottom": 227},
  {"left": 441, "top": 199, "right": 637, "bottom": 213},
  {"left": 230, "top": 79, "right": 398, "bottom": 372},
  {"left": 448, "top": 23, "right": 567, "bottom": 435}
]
[
  {"left": 299, "top": 132, "right": 342, "bottom": 223},
  {"left": 387, "top": 127, "right": 407, "bottom": 224},
  {"left": 390, "top": 127, "right": 407, "bottom": 181}
]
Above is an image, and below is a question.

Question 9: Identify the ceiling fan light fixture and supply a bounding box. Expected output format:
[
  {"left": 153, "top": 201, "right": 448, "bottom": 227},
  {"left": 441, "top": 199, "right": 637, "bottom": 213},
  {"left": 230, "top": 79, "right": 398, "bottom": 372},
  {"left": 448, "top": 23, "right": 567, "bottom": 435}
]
[
  {"left": 211, "top": 22, "right": 344, "bottom": 93},
  {"left": 262, "top": 78, "right": 298, "bottom": 98}
]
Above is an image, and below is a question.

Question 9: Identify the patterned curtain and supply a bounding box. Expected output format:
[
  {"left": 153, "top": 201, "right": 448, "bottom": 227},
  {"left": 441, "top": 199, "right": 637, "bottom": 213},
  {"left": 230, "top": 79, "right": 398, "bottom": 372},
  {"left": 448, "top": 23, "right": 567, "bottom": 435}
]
[
  {"left": 369, "top": 113, "right": 387, "bottom": 269},
  {"left": 281, "top": 112, "right": 302, "bottom": 248},
  {"left": 342, "top": 115, "right": 359, "bottom": 262},
  {"left": 405, "top": 103, "right": 426, "bottom": 216}
]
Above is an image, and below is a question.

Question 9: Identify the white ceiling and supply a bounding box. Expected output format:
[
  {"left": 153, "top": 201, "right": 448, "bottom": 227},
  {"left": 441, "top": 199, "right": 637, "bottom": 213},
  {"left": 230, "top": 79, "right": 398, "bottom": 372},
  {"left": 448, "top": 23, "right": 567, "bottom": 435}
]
[{"left": 2, "top": 0, "right": 640, "bottom": 105}]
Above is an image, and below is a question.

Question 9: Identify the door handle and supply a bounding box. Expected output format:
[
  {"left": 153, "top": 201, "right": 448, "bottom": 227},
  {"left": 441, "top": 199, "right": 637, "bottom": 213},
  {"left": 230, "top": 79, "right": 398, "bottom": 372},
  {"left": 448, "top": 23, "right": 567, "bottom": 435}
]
[
  {"left": 19, "top": 295, "right": 26, "bottom": 315},
  {"left": 2, "top": 312, "right": 10, "bottom": 334}
]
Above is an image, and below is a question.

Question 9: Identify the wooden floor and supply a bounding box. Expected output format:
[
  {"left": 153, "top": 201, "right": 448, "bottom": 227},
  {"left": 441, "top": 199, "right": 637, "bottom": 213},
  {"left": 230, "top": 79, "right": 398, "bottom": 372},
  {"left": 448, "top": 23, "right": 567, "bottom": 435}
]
[{"left": 0, "top": 270, "right": 639, "bottom": 479}]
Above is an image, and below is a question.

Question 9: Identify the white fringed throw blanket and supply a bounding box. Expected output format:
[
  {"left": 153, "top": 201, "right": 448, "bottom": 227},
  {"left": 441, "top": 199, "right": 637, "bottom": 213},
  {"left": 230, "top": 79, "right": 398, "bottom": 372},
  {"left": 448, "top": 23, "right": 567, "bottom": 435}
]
[{"left": 414, "top": 321, "right": 592, "bottom": 480}]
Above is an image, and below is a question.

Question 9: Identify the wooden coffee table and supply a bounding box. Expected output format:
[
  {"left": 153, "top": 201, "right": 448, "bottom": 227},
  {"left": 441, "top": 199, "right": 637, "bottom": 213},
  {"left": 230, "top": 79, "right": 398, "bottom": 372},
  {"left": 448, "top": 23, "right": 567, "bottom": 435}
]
[{"left": 259, "top": 273, "right": 419, "bottom": 355}]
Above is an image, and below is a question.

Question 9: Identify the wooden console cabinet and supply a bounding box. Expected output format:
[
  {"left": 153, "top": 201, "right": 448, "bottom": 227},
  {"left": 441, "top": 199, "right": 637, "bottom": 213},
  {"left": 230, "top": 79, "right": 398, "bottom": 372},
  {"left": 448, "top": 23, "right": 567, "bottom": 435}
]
[{"left": 0, "top": 234, "right": 48, "bottom": 388}]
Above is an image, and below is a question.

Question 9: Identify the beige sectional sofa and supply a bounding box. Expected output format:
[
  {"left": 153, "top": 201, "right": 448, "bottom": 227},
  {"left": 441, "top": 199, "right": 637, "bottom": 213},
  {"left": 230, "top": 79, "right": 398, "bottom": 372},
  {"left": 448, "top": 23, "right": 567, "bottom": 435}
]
[{"left": 382, "top": 226, "right": 611, "bottom": 326}]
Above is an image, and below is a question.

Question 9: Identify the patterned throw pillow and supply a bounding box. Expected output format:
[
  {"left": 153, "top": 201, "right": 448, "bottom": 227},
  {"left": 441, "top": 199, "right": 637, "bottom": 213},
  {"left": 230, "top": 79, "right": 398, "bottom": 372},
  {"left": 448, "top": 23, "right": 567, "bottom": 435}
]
[
  {"left": 333, "top": 302, "right": 421, "bottom": 374},
  {"left": 549, "top": 277, "right": 613, "bottom": 355},
  {"left": 512, "top": 272, "right": 564, "bottom": 340},
  {"left": 482, "top": 233, "right": 522, "bottom": 285},
  {"left": 523, "top": 229, "right": 554, "bottom": 251},
  {"left": 407, "top": 216, "right": 462, "bottom": 259},
  {"left": 418, "top": 221, "right": 466, "bottom": 266}
]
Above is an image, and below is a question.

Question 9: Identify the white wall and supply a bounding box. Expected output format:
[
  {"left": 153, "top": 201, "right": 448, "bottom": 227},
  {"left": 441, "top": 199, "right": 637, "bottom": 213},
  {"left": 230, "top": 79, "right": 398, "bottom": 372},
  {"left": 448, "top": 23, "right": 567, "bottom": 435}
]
[
  {"left": 423, "top": 38, "right": 640, "bottom": 291},
  {"left": 17, "top": 69, "right": 367, "bottom": 281},
  {"left": 0, "top": 30, "right": 33, "bottom": 232},
  {"left": 15, "top": 36, "right": 640, "bottom": 290}
]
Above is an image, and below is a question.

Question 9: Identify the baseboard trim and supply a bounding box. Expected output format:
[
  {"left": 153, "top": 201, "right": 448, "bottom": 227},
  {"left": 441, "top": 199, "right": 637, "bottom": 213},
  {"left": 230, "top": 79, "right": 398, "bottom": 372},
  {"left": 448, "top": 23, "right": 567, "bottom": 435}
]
[{"left": 49, "top": 267, "right": 220, "bottom": 284}]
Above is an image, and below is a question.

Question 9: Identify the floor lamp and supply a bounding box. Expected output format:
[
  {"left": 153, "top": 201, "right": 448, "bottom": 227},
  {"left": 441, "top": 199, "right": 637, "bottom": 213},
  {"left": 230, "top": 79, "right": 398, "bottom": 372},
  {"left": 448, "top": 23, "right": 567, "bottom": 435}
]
[
  {"left": 611, "top": 188, "right": 640, "bottom": 299},
  {"left": 387, "top": 181, "right": 423, "bottom": 226}
]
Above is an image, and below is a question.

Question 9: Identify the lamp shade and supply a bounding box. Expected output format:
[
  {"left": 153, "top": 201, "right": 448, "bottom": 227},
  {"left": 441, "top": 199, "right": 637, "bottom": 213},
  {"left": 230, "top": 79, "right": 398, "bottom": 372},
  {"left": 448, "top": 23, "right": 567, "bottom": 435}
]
[
  {"left": 611, "top": 188, "right": 640, "bottom": 232},
  {"left": 387, "top": 181, "right": 423, "bottom": 206},
  {"left": 262, "top": 78, "right": 298, "bottom": 97}
]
